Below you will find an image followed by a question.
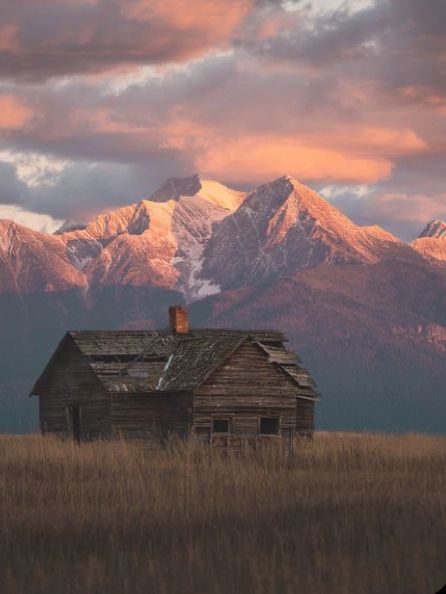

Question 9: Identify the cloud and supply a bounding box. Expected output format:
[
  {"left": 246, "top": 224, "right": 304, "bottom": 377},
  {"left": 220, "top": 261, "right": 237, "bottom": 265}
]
[
  {"left": 330, "top": 187, "right": 446, "bottom": 241},
  {"left": 0, "top": 95, "right": 33, "bottom": 129},
  {"left": 0, "top": 152, "right": 194, "bottom": 220},
  {"left": 0, "top": 161, "right": 27, "bottom": 204},
  {"left": 0, "top": 0, "right": 444, "bottom": 241},
  {"left": 250, "top": 0, "right": 446, "bottom": 99},
  {"left": 0, "top": 204, "right": 62, "bottom": 233},
  {"left": 195, "top": 134, "right": 394, "bottom": 184},
  {"left": 0, "top": 0, "right": 256, "bottom": 80}
]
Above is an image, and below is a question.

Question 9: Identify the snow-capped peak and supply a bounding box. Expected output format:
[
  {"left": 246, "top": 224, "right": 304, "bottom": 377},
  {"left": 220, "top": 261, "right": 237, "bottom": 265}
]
[
  {"left": 149, "top": 174, "right": 246, "bottom": 212},
  {"left": 196, "top": 179, "right": 247, "bottom": 211}
]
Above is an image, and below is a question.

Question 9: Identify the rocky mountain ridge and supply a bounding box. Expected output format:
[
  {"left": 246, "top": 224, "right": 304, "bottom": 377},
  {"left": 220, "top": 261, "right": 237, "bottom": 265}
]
[{"left": 0, "top": 174, "right": 439, "bottom": 300}]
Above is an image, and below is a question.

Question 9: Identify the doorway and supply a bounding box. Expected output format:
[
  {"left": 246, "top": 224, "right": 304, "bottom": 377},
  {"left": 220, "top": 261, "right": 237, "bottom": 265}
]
[{"left": 68, "top": 404, "right": 81, "bottom": 442}]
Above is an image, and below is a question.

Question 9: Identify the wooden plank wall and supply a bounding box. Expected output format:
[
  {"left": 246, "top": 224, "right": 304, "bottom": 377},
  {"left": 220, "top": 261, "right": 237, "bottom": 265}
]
[
  {"left": 38, "top": 338, "right": 111, "bottom": 439},
  {"left": 194, "top": 341, "right": 298, "bottom": 440},
  {"left": 111, "top": 392, "right": 193, "bottom": 439},
  {"left": 296, "top": 399, "right": 315, "bottom": 436}
]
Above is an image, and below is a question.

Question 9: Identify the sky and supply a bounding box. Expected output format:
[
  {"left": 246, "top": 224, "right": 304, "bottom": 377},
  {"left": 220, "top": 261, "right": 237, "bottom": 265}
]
[{"left": 0, "top": 0, "right": 445, "bottom": 239}]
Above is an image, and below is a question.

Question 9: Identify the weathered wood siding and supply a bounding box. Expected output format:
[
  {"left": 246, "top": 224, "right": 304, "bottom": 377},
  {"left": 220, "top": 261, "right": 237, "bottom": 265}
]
[
  {"left": 38, "top": 337, "right": 111, "bottom": 439},
  {"left": 193, "top": 341, "right": 298, "bottom": 440},
  {"left": 296, "top": 398, "right": 315, "bottom": 436},
  {"left": 111, "top": 392, "right": 193, "bottom": 439}
]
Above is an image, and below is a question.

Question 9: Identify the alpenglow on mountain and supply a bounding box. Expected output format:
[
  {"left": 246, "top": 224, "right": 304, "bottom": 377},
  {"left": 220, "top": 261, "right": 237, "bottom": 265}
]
[
  {"left": 0, "top": 174, "right": 445, "bottom": 435},
  {"left": 411, "top": 219, "right": 446, "bottom": 263},
  {"left": 0, "top": 174, "right": 418, "bottom": 300}
]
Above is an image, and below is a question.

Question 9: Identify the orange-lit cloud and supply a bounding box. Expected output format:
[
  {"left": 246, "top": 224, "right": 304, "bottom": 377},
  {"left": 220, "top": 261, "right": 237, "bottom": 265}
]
[
  {"left": 123, "top": 0, "right": 252, "bottom": 30},
  {"left": 160, "top": 115, "right": 424, "bottom": 184},
  {"left": 0, "top": 96, "right": 33, "bottom": 129},
  {"left": 196, "top": 135, "right": 393, "bottom": 184},
  {"left": 313, "top": 127, "right": 427, "bottom": 155}
]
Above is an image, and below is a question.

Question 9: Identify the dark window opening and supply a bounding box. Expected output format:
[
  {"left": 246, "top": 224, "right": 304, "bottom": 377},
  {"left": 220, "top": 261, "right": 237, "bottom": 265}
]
[
  {"left": 260, "top": 416, "right": 280, "bottom": 435},
  {"left": 213, "top": 419, "right": 230, "bottom": 434},
  {"left": 69, "top": 404, "right": 81, "bottom": 442}
]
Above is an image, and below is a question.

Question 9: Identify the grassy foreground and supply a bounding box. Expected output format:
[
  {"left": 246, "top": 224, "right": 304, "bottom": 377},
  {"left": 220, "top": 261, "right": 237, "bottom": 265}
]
[{"left": 0, "top": 433, "right": 445, "bottom": 594}]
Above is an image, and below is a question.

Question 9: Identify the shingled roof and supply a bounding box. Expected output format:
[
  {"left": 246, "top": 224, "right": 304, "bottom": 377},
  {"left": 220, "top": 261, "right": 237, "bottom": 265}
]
[{"left": 31, "top": 328, "right": 319, "bottom": 399}]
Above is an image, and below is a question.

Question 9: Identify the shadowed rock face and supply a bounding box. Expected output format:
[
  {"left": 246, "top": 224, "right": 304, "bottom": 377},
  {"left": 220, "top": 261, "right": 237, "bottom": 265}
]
[
  {"left": 149, "top": 174, "right": 203, "bottom": 202},
  {"left": 54, "top": 218, "right": 88, "bottom": 235},
  {"left": 0, "top": 175, "right": 445, "bottom": 433},
  {"left": 418, "top": 220, "right": 446, "bottom": 239}
]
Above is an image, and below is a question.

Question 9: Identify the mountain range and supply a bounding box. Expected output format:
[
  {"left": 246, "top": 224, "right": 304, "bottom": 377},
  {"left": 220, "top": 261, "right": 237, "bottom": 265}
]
[{"left": 1, "top": 174, "right": 445, "bottom": 433}]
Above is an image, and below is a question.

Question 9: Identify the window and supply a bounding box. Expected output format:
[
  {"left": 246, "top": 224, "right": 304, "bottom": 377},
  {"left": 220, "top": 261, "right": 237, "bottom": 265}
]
[
  {"left": 212, "top": 419, "right": 230, "bottom": 434},
  {"left": 260, "top": 416, "right": 280, "bottom": 435}
]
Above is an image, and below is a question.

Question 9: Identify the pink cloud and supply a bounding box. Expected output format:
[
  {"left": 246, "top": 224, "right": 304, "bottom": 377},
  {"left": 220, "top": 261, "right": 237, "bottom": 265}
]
[
  {"left": 0, "top": 0, "right": 256, "bottom": 79},
  {"left": 122, "top": 0, "right": 252, "bottom": 29},
  {"left": 0, "top": 95, "right": 33, "bottom": 129}
]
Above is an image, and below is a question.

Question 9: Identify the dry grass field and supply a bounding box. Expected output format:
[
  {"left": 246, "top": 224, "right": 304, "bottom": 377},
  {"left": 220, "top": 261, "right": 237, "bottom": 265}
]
[{"left": 0, "top": 433, "right": 445, "bottom": 594}]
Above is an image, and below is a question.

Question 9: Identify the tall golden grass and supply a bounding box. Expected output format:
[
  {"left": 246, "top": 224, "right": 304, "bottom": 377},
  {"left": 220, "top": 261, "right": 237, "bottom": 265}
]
[{"left": 0, "top": 433, "right": 445, "bottom": 594}]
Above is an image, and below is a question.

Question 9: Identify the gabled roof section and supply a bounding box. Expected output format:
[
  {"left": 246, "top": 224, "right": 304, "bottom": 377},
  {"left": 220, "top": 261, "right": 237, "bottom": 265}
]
[
  {"left": 31, "top": 328, "right": 318, "bottom": 398},
  {"left": 29, "top": 333, "right": 94, "bottom": 397},
  {"left": 157, "top": 335, "right": 247, "bottom": 392}
]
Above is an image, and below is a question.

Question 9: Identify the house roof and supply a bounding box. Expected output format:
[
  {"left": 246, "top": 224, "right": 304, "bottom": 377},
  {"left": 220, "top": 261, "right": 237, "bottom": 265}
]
[{"left": 31, "top": 328, "right": 319, "bottom": 399}]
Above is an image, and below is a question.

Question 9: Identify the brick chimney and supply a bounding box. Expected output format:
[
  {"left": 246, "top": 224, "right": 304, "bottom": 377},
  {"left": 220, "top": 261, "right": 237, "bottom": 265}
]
[{"left": 169, "top": 305, "right": 189, "bottom": 334}]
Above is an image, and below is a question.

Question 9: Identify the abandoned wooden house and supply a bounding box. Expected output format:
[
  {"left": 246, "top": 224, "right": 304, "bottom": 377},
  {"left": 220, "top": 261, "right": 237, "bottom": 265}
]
[{"left": 30, "top": 306, "right": 319, "bottom": 445}]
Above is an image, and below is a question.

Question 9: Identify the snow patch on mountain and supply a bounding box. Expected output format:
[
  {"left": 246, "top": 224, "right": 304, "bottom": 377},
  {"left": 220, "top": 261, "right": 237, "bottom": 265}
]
[
  {"left": 66, "top": 238, "right": 102, "bottom": 270},
  {"left": 171, "top": 195, "right": 227, "bottom": 301},
  {"left": 197, "top": 179, "right": 247, "bottom": 211}
]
